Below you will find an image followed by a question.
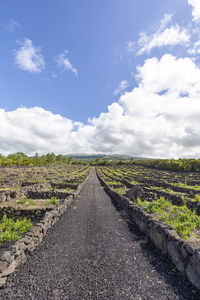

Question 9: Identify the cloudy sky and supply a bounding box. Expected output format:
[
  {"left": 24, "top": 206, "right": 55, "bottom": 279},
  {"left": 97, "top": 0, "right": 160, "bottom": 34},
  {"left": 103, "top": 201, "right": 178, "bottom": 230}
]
[{"left": 1, "top": 0, "right": 200, "bottom": 158}]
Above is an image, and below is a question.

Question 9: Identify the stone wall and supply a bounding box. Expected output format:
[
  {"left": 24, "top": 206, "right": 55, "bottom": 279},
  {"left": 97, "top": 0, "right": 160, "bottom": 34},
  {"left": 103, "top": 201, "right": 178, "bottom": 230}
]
[
  {"left": 97, "top": 171, "right": 200, "bottom": 290},
  {"left": 0, "top": 171, "right": 90, "bottom": 288},
  {"left": 26, "top": 190, "right": 72, "bottom": 199},
  {"left": 0, "top": 206, "right": 47, "bottom": 220}
]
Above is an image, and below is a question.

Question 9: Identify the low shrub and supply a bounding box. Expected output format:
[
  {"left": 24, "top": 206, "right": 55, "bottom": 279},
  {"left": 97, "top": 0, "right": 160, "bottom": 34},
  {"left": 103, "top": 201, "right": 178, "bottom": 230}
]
[
  {"left": 0, "top": 214, "right": 33, "bottom": 244},
  {"left": 135, "top": 197, "right": 200, "bottom": 239},
  {"left": 46, "top": 197, "right": 59, "bottom": 206}
]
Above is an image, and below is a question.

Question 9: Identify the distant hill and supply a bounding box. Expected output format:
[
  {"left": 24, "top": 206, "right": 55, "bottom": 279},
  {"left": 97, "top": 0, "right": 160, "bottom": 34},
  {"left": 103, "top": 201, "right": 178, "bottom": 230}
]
[{"left": 65, "top": 153, "right": 149, "bottom": 161}]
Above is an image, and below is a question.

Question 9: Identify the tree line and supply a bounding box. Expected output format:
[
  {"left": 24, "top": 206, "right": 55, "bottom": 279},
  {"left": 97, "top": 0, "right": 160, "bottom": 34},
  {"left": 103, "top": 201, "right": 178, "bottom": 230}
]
[
  {"left": 0, "top": 152, "right": 77, "bottom": 166},
  {"left": 138, "top": 158, "right": 200, "bottom": 172}
]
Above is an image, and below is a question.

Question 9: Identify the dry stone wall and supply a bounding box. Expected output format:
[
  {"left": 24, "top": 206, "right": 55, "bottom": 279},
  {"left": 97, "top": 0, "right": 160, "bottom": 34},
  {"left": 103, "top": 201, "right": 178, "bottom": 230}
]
[{"left": 97, "top": 170, "right": 200, "bottom": 290}]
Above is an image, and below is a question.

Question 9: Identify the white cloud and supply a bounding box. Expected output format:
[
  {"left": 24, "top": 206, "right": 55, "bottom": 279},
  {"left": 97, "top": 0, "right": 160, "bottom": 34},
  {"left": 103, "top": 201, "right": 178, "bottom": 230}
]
[
  {"left": 6, "top": 19, "right": 21, "bottom": 32},
  {"left": 2, "top": 55, "right": 200, "bottom": 158},
  {"left": 138, "top": 25, "right": 190, "bottom": 55},
  {"left": 86, "top": 54, "right": 200, "bottom": 158},
  {"left": 187, "top": 40, "right": 200, "bottom": 55},
  {"left": 56, "top": 50, "right": 78, "bottom": 76},
  {"left": 113, "top": 80, "right": 129, "bottom": 95},
  {"left": 127, "top": 14, "right": 173, "bottom": 53},
  {"left": 14, "top": 39, "right": 45, "bottom": 73},
  {"left": 0, "top": 107, "right": 75, "bottom": 155},
  {"left": 158, "top": 14, "right": 173, "bottom": 32},
  {"left": 188, "top": 0, "right": 200, "bottom": 22}
]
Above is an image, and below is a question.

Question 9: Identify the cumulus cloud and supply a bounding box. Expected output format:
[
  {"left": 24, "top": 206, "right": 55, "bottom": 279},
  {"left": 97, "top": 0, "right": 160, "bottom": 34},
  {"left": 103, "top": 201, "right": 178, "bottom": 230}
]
[
  {"left": 127, "top": 14, "right": 173, "bottom": 53},
  {"left": 2, "top": 55, "right": 200, "bottom": 158},
  {"left": 85, "top": 54, "right": 200, "bottom": 158},
  {"left": 14, "top": 39, "right": 45, "bottom": 73},
  {"left": 188, "top": 0, "right": 200, "bottom": 22},
  {"left": 187, "top": 40, "right": 200, "bottom": 55},
  {"left": 113, "top": 80, "right": 129, "bottom": 95},
  {"left": 0, "top": 107, "right": 75, "bottom": 155},
  {"left": 138, "top": 25, "right": 190, "bottom": 55},
  {"left": 127, "top": 14, "right": 190, "bottom": 55},
  {"left": 6, "top": 19, "right": 21, "bottom": 32},
  {"left": 56, "top": 50, "right": 78, "bottom": 76}
]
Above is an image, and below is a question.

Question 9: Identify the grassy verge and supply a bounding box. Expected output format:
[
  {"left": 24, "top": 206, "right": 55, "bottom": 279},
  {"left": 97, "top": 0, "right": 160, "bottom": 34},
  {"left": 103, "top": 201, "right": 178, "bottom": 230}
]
[{"left": 16, "top": 198, "right": 36, "bottom": 207}]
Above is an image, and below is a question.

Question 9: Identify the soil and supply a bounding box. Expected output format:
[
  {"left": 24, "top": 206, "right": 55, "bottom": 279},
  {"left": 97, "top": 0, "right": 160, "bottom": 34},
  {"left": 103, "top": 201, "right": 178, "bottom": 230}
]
[{"left": 0, "top": 168, "right": 199, "bottom": 299}]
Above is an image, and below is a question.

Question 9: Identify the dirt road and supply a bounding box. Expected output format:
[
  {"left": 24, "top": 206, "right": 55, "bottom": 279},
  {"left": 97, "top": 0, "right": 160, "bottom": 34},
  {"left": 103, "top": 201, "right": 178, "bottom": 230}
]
[{"left": 0, "top": 168, "right": 199, "bottom": 299}]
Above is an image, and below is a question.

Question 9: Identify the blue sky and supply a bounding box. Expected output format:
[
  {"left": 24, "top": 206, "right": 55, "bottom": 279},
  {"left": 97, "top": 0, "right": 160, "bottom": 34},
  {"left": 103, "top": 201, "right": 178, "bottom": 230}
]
[
  {"left": 0, "top": 0, "right": 191, "bottom": 121},
  {"left": 1, "top": 0, "right": 200, "bottom": 158}
]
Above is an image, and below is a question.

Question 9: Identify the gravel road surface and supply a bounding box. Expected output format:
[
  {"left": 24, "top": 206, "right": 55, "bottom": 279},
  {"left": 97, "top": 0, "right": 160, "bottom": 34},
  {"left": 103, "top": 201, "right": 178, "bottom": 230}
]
[{"left": 0, "top": 168, "right": 199, "bottom": 299}]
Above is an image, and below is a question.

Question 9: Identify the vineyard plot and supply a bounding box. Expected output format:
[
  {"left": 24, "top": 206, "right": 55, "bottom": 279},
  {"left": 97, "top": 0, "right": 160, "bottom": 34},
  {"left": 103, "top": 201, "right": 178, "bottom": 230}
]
[
  {"left": 0, "top": 164, "right": 90, "bottom": 245},
  {"left": 97, "top": 165, "right": 200, "bottom": 241}
]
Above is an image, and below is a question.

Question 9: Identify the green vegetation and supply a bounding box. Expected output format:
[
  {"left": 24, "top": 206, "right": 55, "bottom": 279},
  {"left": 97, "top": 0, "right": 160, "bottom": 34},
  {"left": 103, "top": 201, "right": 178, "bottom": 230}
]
[
  {"left": 0, "top": 214, "right": 33, "bottom": 244},
  {"left": 46, "top": 197, "right": 59, "bottom": 206},
  {"left": 105, "top": 180, "right": 121, "bottom": 186},
  {"left": 170, "top": 182, "right": 200, "bottom": 190},
  {"left": 0, "top": 152, "right": 79, "bottom": 166},
  {"left": 65, "top": 188, "right": 75, "bottom": 193},
  {"left": 135, "top": 197, "right": 200, "bottom": 239},
  {"left": 135, "top": 197, "right": 171, "bottom": 213},
  {"left": 150, "top": 186, "right": 180, "bottom": 194},
  {"left": 114, "top": 187, "right": 128, "bottom": 195},
  {"left": 139, "top": 158, "right": 200, "bottom": 172},
  {"left": 98, "top": 164, "right": 200, "bottom": 241},
  {"left": 17, "top": 198, "right": 36, "bottom": 206},
  {"left": 191, "top": 194, "right": 200, "bottom": 202},
  {"left": 131, "top": 180, "right": 139, "bottom": 185}
]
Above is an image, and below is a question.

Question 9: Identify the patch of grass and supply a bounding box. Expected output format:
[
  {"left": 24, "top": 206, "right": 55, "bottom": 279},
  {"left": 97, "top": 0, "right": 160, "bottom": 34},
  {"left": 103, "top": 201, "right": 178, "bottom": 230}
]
[
  {"left": 0, "top": 214, "right": 33, "bottom": 244},
  {"left": 27, "top": 179, "right": 47, "bottom": 183},
  {"left": 165, "top": 188, "right": 178, "bottom": 194},
  {"left": 191, "top": 194, "right": 200, "bottom": 202},
  {"left": 150, "top": 186, "right": 165, "bottom": 191},
  {"left": 135, "top": 197, "right": 171, "bottom": 213},
  {"left": 0, "top": 187, "right": 17, "bottom": 192},
  {"left": 46, "top": 197, "right": 59, "bottom": 206},
  {"left": 159, "top": 206, "right": 200, "bottom": 239},
  {"left": 114, "top": 187, "right": 127, "bottom": 194},
  {"left": 170, "top": 182, "right": 200, "bottom": 191},
  {"left": 17, "top": 198, "right": 36, "bottom": 206},
  {"left": 105, "top": 180, "right": 121, "bottom": 186},
  {"left": 131, "top": 180, "right": 139, "bottom": 185},
  {"left": 135, "top": 197, "right": 200, "bottom": 239},
  {"left": 65, "top": 188, "right": 75, "bottom": 193}
]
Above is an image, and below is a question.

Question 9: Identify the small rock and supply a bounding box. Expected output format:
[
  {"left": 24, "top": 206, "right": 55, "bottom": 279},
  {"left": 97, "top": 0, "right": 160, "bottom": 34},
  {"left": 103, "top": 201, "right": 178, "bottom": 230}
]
[
  {"left": 10, "top": 245, "right": 19, "bottom": 253},
  {"left": 0, "top": 277, "right": 7, "bottom": 288},
  {"left": 1, "top": 261, "right": 17, "bottom": 277},
  {"left": 1, "top": 251, "right": 14, "bottom": 264},
  {"left": 0, "top": 261, "right": 8, "bottom": 272}
]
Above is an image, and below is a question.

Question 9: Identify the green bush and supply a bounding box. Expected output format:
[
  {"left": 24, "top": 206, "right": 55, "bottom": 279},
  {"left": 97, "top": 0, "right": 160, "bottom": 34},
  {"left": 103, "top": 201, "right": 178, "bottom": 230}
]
[
  {"left": 159, "top": 206, "right": 200, "bottom": 239},
  {"left": 46, "top": 197, "right": 59, "bottom": 206},
  {"left": 0, "top": 214, "right": 33, "bottom": 244},
  {"left": 135, "top": 197, "right": 200, "bottom": 239}
]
